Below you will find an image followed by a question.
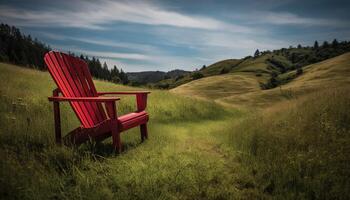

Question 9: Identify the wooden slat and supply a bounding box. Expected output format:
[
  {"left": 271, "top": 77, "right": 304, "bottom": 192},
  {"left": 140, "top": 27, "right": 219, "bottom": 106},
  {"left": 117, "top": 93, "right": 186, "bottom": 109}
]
[
  {"left": 56, "top": 53, "right": 95, "bottom": 126},
  {"left": 62, "top": 54, "right": 104, "bottom": 124},
  {"left": 79, "top": 59, "right": 108, "bottom": 121},
  {"left": 45, "top": 53, "right": 90, "bottom": 127},
  {"left": 53, "top": 52, "right": 94, "bottom": 127},
  {"left": 68, "top": 56, "right": 106, "bottom": 122},
  {"left": 46, "top": 52, "right": 92, "bottom": 127}
]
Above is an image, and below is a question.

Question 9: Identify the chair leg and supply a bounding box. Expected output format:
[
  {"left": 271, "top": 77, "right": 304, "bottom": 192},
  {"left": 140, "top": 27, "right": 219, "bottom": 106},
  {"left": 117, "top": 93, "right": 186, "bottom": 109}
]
[
  {"left": 140, "top": 124, "right": 148, "bottom": 141},
  {"left": 112, "top": 129, "right": 122, "bottom": 153}
]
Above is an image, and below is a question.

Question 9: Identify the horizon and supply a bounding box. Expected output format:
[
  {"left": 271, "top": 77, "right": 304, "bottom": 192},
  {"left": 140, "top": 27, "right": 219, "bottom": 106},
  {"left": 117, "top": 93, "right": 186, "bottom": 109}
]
[{"left": 1, "top": 0, "right": 349, "bottom": 72}]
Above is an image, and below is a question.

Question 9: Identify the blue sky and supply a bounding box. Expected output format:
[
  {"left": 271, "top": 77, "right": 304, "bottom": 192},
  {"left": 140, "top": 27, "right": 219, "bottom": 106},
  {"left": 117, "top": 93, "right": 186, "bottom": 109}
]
[{"left": 1, "top": 0, "right": 349, "bottom": 72}]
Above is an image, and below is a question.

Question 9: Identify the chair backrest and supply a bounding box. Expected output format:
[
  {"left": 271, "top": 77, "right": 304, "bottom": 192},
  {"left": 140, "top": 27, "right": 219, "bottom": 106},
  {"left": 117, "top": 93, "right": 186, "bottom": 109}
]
[{"left": 44, "top": 51, "right": 107, "bottom": 128}]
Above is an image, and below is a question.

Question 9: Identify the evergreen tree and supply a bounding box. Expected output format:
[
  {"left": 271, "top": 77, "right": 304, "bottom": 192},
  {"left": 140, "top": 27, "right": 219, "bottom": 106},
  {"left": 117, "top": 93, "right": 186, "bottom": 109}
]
[
  {"left": 119, "top": 69, "right": 129, "bottom": 84},
  {"left": 0, "top": 23, "right": 131, "bottom": 85},
  {"left": 332, "top": 39, "right": 339, "bottom": 47},
  {"left": 254, "top": 49, "right": 260, "bottom": 58},
  {"left": 102, "top": 62, "right": 109, "bottom": 80},
  {"left": 322, "top": 41, "right": 329, "bottom": 48},
  {"left": 313, "top": 41, "right": 319, "bottom": 49},
  {"left": 110, "top": 65, "right": 120, "bottom": 83}
]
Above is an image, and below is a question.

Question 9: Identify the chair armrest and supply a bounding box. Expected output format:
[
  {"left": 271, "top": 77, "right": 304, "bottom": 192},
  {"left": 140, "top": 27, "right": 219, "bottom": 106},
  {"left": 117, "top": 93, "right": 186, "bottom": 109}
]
[
  {"left": 98, "top": 91, "right": 150, "bottom": 111},
  {"left": 48, "top": 96, "right": 120, "bottom": 102},
  {"left": 97, "top": 91, "right": 150, "bottom": 95}
]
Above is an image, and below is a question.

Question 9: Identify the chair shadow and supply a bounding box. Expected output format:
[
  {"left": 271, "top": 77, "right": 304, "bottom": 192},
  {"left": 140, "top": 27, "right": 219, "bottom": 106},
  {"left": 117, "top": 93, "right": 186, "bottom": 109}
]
[{"left": 84, "top": 139, "right": 145, "bottom": 158}]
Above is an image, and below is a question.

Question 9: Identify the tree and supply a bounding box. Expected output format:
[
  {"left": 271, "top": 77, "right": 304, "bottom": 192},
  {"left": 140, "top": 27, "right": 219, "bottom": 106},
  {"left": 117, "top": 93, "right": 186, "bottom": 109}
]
[
  {"left": 254, "top": 49, "right": 260, "bottom": 58},
  {"left": 332, "top": 39, "right": 339, "bottom": 47},
  {"left": 102, "top": 62, "right": 109, "bottom": 80},
  {"left": 0, "top": 23, "right": 50, "bottom": 69},
  {"left": 322, "top": 41, "right": 329, "bottom": 48},
  {"left": 111, "top": 76, "right": 121, "bottom": 84},
  {"left": 191, "top": 72, "right": 204, "bottom": 80},
  {"left": 297, "top": 44, "right": 302, "bottom": 49},
  {"left": 119, "top": 69, "right": 129, "bottom": 84},
  {"left": 111, "top": 65, "right": 120, "bottom": 77},
  {"left": 201, "top": 65, "right": 206, "bottom": 70},
  {"left": 313, "top": 41, "right": 319, "bottom": 49}
]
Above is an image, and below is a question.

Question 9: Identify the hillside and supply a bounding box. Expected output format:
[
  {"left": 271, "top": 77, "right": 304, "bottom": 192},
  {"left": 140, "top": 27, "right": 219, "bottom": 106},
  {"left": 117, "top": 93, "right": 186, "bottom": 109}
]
[
  {"left": 154, "top": 41, "right": 350, "bottom": 89},
  {"left": 127, "top": 69, "right": 189, "bottom": 85},
  {"left": 172, "top": 52, "right": 350, "bottom": 108}
]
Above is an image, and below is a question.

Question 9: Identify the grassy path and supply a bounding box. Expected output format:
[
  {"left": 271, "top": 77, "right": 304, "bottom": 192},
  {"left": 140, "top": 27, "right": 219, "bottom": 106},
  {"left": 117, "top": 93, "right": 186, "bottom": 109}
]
[{"left": 101, "top": 118, "right": 261, "bottom": 199}]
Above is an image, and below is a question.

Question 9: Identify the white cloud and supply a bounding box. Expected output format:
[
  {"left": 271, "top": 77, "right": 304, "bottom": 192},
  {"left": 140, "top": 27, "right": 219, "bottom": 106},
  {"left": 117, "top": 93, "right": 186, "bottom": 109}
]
[
  {"left": 237, "top": 11, "right": 349, "bottom": 27},
  {"left": 53, "top": 44, "right": 152, "bottom": 61},
  {"left": 5, "top": 0, "right": 342, "bottom": 72},
  {"left": 152, "top": 27, "right": 289, "bottom": 56},
  {"left": 38, "top": 32, "right": 160, "bottom": 53},
  {"left": 0, "top": 0, "right": 252, "bottom": 33}
]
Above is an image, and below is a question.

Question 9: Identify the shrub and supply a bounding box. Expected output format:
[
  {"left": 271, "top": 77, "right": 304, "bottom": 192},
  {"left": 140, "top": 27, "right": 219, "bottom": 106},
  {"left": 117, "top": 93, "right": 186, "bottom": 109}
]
[
  {"left": 296, "top": 68, "right": 303, "bottom": 76},
  {"left": 220, "top": 67, "right": 230, "bottom": 74},
  {"left": 175, "top": 75, "right": 184, "bottom": 81},
  {"left": 156, "top": 83, "right": 170, "bottom": 89},
  {"left": 191, "top": 72, "right": 204, "bottom": 80}
]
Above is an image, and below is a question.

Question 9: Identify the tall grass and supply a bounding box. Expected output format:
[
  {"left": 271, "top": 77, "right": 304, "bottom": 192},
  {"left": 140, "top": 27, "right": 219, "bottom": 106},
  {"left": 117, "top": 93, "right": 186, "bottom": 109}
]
[
  {"left": 229, "top": 88, "right": 350, "bottom": 199},
  {"left": 0, "top": 63, "right": 243, "bottom": 199},
  {"left": 2, "top": 62, "right": 349, "bottom": 199}
]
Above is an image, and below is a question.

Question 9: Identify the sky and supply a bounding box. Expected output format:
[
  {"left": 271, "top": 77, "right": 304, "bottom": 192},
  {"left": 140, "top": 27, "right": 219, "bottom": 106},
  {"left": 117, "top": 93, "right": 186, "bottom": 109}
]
[{"left": 0, "top": 0, "right": 349, "bottom": 72}]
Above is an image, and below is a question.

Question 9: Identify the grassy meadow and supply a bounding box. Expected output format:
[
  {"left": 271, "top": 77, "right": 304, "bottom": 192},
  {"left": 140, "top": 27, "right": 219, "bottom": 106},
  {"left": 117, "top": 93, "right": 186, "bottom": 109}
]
[
  {"left": 229, "top": 88, "right": 350, "bottom": 199},
  {"left": 1, "top": 56, "right": 350, "bottom": 200}
]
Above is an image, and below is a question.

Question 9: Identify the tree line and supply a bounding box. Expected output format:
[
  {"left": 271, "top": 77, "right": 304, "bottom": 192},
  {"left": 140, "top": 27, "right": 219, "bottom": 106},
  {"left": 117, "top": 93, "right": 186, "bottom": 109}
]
[
  {"left": 254, "top": 39, "right": 350, "bottom": 69},
  {"left": 0, "top": 23, "right": 128, "bottom": 84},
  {"left": 254, "top": 39, "right": 350, "bottom": 89}
]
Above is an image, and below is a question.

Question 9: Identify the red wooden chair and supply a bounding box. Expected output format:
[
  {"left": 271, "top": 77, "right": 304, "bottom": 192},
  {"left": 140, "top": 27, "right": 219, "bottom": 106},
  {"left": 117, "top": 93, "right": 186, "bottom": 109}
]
[{"left": 44, "top": 51, "right": 150, "bottom": 152}]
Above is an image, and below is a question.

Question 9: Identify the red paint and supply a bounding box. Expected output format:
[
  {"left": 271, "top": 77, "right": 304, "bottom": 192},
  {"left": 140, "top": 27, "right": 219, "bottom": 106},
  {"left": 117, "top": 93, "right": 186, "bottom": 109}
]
[{"left": 45, "top": 51, "right": 150, "bottom": 152}]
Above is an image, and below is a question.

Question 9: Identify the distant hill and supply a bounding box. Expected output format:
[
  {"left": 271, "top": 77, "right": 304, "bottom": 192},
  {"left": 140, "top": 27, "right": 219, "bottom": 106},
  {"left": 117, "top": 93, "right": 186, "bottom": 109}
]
[
  {"left": 154, "top": 40, "right": 350, "bottom": 89},
  {"left": 127, "top": 69, "right": 190, "bottom": 85},
  {"left": 172, "top": 52, "right": 350, "bottom": 108}
]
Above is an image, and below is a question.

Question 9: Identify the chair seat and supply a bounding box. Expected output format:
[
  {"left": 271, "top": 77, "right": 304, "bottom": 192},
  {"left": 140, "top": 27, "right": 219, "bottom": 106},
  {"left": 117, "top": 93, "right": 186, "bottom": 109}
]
[{"left": 117, "top": 111, "right": 149, "bottom": 131}]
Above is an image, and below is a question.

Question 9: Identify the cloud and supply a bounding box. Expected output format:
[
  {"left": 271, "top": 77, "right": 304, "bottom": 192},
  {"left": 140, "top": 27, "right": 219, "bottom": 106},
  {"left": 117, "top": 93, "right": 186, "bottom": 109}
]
[
  {"left": 238, "top": 11, "right": 349, "bottom": 27},
  {"left": 152, "top": 27, "right": 289, "bottom": 53},
  {"left": 0, "top": 0, "right": 252, "bottom": 32},
  {"left": 38, "top": 32, "right": 160, "bottom": 53},
  {"left": 53, "top": 44, "right": 152, "bottom": 61}
]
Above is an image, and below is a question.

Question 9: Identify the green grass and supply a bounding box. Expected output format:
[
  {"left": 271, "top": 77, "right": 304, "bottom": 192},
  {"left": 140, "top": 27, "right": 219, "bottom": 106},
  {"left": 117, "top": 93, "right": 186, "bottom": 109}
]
[
  {"left": 228, "top": 88, "right": 350, "bottom": 199},
  {"left": 0, "top": 63, "right": 252, "bottom": 199},
  {"left": 1, "top": 59, "right": 350, "bottom": 199}
]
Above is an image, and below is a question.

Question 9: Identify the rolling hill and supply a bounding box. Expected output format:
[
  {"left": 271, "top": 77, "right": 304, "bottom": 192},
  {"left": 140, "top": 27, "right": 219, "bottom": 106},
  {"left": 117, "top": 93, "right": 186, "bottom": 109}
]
[
  {"left": 172, "top": 52, "right": 350, "bottom": 108},
  {"left": 153, "top": 41, "right": 350, "bottom": 89},
  {"left": 127, "top": 69, "right": 190, "bottom": 85}
]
